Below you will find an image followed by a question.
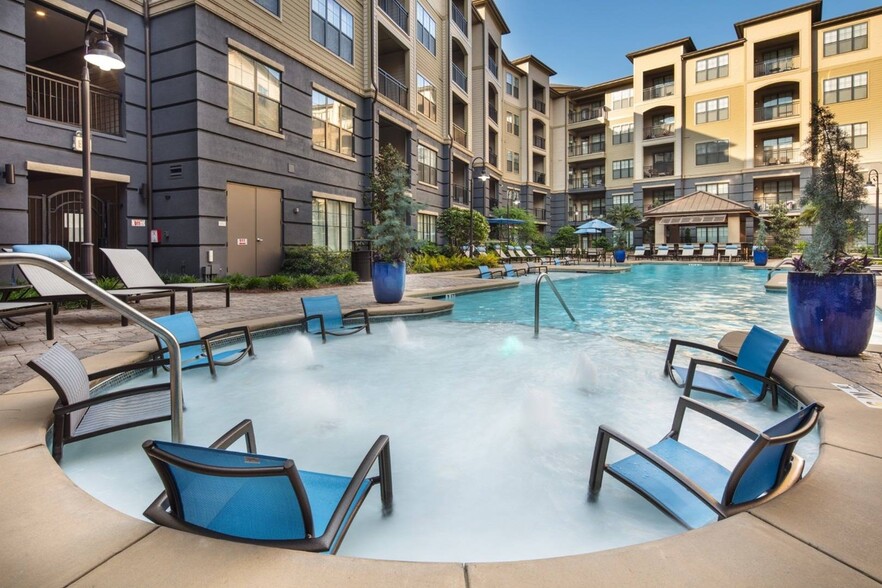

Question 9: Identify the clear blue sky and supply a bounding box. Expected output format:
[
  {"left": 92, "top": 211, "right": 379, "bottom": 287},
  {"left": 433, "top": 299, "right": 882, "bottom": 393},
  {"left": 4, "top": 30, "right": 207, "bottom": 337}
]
[{"left": 495, "top": 0, "right": 880, "bottom": 87}]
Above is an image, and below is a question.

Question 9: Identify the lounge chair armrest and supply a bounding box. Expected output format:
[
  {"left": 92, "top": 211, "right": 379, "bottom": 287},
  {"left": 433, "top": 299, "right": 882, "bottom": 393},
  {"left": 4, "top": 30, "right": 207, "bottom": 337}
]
[
  {"left": 88, "top": 358, "right": 171, "bottom": 380},
  {"left": 55, "top": 382, "right": 172, "bottom": 414},
  {"left": 480, "top": 269, "right": 503, "bottom": 278},
  {"left": 208, "top": 418, "right": 257, "bottom": 453},
  {"left": 670, "top": 395, "right": 759, "bottom": 440},
  {"left": 303, "top": 313, "right": 327, "bottom": 343},
  {"left": 202, "top": 325, "right": 252, "bottom": 342},
  {"left": 684, "top": 357, "right": 780, "bottom": 406},
  {"left": 664, "top": 339, "right": 737, "bottom": 377}
]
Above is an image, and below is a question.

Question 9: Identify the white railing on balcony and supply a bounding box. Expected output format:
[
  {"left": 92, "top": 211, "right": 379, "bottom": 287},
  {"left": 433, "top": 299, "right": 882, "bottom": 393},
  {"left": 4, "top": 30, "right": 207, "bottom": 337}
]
[{"left": 755, "top": 55, "right": 799, "bottom": 77}]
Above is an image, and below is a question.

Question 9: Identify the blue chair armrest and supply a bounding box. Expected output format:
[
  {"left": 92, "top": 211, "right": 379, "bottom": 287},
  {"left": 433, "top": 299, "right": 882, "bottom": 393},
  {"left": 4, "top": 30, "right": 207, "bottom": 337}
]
[
  {"left": 664, "top": 338, "right": 738, "bottom": 380},
  {"left": 683, "top": 357, "right": 781, "bottom": 409}
]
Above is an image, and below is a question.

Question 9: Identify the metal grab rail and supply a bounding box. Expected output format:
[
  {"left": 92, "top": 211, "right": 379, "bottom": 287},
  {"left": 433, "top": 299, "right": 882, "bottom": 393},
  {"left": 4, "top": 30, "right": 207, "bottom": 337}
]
[
  {"left": 0, "top": 253, "right": 184, "bottom": 442},
  {"left": 767, "top": 257, "right": 792, "bottom": 282},
  {"left": 534, "top": 273, "right": 576, "bottom": 336}
]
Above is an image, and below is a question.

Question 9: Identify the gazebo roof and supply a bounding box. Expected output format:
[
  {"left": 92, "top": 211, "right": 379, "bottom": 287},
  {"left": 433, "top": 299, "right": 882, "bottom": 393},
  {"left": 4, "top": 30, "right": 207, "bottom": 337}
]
[{"left": 644, "top": 191, "right": 758, "bottom": 221}]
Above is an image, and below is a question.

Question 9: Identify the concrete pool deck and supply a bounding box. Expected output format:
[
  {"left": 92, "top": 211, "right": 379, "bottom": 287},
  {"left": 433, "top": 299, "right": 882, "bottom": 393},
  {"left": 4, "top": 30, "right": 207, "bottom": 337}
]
[{"left": 1, "top": 269, "right": 881, "bottom": 586}]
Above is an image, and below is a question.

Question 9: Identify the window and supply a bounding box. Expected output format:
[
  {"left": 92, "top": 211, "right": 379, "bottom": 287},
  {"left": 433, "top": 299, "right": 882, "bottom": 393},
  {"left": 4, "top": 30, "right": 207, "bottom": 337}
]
[
  {"left": 695, "top": 182, "right": 729, "bottom": 196},
  {"left": 505, "top": 112, "right": 520, "bottom": 135},
  {"left": 588, "top": 133, "right": 604, "bottom": 152},
  {"left": 612, "top": 123, "right": 633, "bottom": 144},
  {"left": 696, "top": 140, "right": 729, "bottom": 165},
  {"left": 416, "top": 3, "right": 436, "bottom": 54},
  {"left": 824, "top": 22, "right": 868, "bottom": 56},
  {"left": 840, "top": 122, "right": 868, "bottom": 149},
  {"left": 417, "top": 144, "right": 438, "bottom": 185},
  {"left": 762, "top": 180, "right": 794, "bottom": 204},
  {"left": 312, "top": 197, "right": 353, "bottom": 251},
  {"left": 417, "top": 213, "right": 437, "bottom": 243},
  {"left": 416, "top": 74, "right": 437, "bottom": 121},
  {"left": 506, "top": 151, "right": 520, "bottom": 173},
  {"left": 253, "top": 0, "right": 280, "bottom": 15},
  {"left": 312, "top": 90, "right": 354, "bottom": 156},
  {"left": 647, "top": 188, "right": 675, "bottom": 209},
  {"left": 760, "top": 92, "right": 795, "bottom": 120},
  {"left": 612, "top": 159, "right": 633, "bottom": 179},
  {"left": 612, "top": 193, "right": 633, "bottom": 206},
  {"left": 505, "top": 73, "right": 520, "bottom": 98},
  {"left": 311, "top": 0, "right": 353, "bottom": 63},
  {"left": 611, "top": 89, "right": 633, "bottom": 110},
  {"left": 696, "top": 54, "right": 729, "bottom": 82},
  {"left": 823, "top": 73, "right": 867, "bottom": 104},
  {"left": 695, "top": 97, "right": 728, "bottom": 124},
  {"left": 681, "top": 225, "right": 727, "bottom": 243},
  {"left": 228, "top": 50, "right": 281, "bottom": 132}
]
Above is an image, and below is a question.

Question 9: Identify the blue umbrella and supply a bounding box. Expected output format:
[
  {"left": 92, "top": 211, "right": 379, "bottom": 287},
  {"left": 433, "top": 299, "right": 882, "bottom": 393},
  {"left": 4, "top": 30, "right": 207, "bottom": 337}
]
[
  {"left": 487, "top": 218, "right": 526, "bottom": 225},
  {"left": 577, "top": 219, "right": 615, "bottom": 231},
  {"left": 574, "top": 227, "right": 599, "bottom": 234}
]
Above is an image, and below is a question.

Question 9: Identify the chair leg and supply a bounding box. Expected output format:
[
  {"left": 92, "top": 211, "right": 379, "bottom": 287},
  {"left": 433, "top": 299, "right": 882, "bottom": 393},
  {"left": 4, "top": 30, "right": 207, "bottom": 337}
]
[
  {"left": 45, "top": 307, "right": 54, "bottom": 340},
  {"left": 52, "top": 415, "right": 65, "bottom": 463}
]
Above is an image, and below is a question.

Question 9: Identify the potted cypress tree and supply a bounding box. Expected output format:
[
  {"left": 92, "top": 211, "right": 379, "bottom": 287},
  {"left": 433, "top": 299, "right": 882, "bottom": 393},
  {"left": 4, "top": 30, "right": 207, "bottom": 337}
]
[
  {"left": 753, "top": 219, "right": 769, "bottom": 266},
  {"left": 367, "top": 145, "right": 421, "bottom": 304},
  {"left": 607, "top": 204, "right": 642, "bottom": 263},
  {"left": 786, "top": 104, "right": 874, "bottom": 356}
]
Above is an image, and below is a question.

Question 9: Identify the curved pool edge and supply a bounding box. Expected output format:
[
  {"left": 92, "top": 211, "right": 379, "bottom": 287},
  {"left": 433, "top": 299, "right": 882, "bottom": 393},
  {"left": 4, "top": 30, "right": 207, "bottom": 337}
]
[{"left": 1, "top": 325, "right": 881, "bottom": 586}]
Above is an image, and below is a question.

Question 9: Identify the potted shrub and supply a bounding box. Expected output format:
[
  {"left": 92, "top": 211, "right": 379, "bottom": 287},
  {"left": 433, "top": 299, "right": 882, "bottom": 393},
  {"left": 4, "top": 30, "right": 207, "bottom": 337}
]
[
  {"left": 367, "top": 145, "right": 421, "bottom": 303},
  {"left": 785, "top": 104, "right": 874, "bottom": 356},
  {"left": 607, "top": 204, "right": 642, "bottom": 263},
  {"left": 753, "top": 219, "right": 769, "bottom": 266}
]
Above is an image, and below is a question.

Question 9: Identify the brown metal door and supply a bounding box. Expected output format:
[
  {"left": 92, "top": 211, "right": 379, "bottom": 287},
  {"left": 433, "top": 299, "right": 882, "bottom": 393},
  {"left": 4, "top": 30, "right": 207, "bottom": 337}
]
[
  {"left": 226, "top": 183, "right": 282, "bottom": 276},
  {"left": 255, "top": 187, "right": 282, "bottom": 276}
]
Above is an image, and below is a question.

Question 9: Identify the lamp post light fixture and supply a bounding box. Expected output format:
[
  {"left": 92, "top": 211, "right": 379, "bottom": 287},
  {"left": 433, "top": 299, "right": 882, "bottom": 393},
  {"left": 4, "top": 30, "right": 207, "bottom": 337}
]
[
  {"left": 468, "top": 156, "right": 490, "bottom": 256},
  {"left": 866, "top": 169, "right": 880, "bottom": 257},
  {"left": 81, "top": 9, "right": 125, "bottom": 279}
]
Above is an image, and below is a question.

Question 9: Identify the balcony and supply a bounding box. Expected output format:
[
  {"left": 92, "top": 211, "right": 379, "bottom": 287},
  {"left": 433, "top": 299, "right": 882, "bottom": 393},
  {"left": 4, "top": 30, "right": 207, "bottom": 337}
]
[
  {"left": 570, "top": 208, "right": 605, "bottom": 223},
  {"left": 644, "top": 123, "right": 675, "bottom": 140},
  {"left": 451, "top": 2, "right": 468, "bottom": 36},
  {"left": 488, "top": 55, "right": 498, "bottom": 78},
  {"left": 489, "top": 197, "right": 500, "bottom": 210},
  {"left": 533, "top": 99, "right": 546, "bottom": 114},
  {"left": 452, "top": 63, "right": 468, "bottom": 92},
  {"left": 533, "top": 208, "right": 547, "bottom": 221},
  {"left": 644, "top": 162, "right": 674, "bottom": 177},
  {"left": 378, "top": 0, "right": 408, "bottom": 32},
  {"left": 379, "top": 68, "right": 408, "bottom": 108},
  {"left": 26, "top": 66, "right": 122, "bottom": 135},
  {"left": 569, "top": 108, "right": 604, "bottom": 123},
  {"left": 569, "top": 177, "right": 605, "bottom": 191},
  {"left": 753, "top": 195, "right": 799, "bottom": 213},
  {"left": 533, "top": 136, "right": 546, "bottom": 150},
  {"left": 488, "top": 152, "right": 498, "bottom": 167},
  {"left": 568, "top": 142, "right": 604, "bottom": 157},
  {"left": 759, "top": 147, "right": 802, "bottom": 166},
  {"left": 451, "top": 183, "right": 469, "bottom": 205},
  {"left": 642, "top": 83, "right": 674, "bottom": 101},
  {"left": 453, "top": 124, "right": 467, "bottom": 147},
  {"left": 755, "top": 100, "right": 800, "bottom": 123},
  {"left": 488, "top": 104, "right": 498, "bottom": 123},
  {"left": 533, "top": 172, "right": 546, "bottom": 184},
  {"left": 755, "top": 55, "right": 799, "bottom": 77}
]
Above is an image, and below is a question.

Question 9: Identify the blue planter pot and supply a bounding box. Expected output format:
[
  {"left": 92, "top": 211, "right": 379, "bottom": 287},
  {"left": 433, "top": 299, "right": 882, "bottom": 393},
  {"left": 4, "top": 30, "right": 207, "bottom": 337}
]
[
  {"left": 613, "top": 249, "right": 627, "bottom": 263},
  {"left": 754, "top": 250, "right": 769, "bottom": 266},
  {"left": 787, "top": 272, "right": 876, "bottom": 356},
  {"left": 372, "top": 261, "right": 407, "bottom": 304}
]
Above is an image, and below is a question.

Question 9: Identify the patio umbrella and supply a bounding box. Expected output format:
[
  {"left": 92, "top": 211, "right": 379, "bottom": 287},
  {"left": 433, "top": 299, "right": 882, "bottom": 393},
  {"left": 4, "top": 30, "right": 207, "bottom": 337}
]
[
  {"left": 487, "top": 218, "right": 526, "bottom": 225},
  {"left": 577, "top": 219, "right": 616, "bottom": 231},
  {"left": 574, "top": 227, "right": 599, "bottom": 234}
]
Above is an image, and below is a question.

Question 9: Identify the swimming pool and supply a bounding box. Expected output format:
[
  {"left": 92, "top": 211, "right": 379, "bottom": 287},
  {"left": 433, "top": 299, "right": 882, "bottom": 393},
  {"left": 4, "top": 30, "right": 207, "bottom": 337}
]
[{"left": 59, "top": 265, "right": 830, "bottom": 563}]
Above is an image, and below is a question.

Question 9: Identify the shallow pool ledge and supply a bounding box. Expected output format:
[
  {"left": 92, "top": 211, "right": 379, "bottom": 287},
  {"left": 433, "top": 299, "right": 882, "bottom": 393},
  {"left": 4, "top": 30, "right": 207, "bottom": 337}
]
[{"left": 1, "top": 331, "right": 881, "bottom": 586}]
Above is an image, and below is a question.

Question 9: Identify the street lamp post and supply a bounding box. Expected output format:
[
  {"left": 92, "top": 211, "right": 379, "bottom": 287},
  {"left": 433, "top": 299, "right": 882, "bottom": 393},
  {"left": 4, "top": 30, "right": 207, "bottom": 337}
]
[
  {"left": 468, "top": 156, "right": 489, "bottom": 256},
  {"left": 866, "top": 169, "right": 880, "bottom": 257},
  {"left": 81, "top": 9, "right": 125, "bottom": 279},
  {"left": 507, "top": 189, "right": 520, "bottom": 244}
]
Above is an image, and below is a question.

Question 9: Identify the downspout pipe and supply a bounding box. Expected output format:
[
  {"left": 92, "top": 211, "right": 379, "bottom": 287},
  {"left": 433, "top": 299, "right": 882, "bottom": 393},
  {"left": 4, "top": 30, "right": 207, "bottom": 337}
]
[{"left": 144, "top": 0, "right": 154, "bottom": 262}]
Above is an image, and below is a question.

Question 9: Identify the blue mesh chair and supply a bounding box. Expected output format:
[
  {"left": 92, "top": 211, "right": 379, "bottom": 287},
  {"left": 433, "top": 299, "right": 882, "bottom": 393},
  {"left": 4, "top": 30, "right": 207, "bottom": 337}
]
[
  {"left": 477, "top": 265, "right": 503, "bottom": 279},
  {"left": 143, "top": 419, "right": 393, "bottom": 554},
  {"left": 152, "top": 312, "right": 254, "bottom": 377},
  {"left": 526, "top": 262, "right": 548, "bottom": 274},
  {"left": 301, "top": 295, "right": 370, "bottom": 344},
  {"left": 588, "top": 397, "right": 822, "bottom": 528},
  {"left": 503, "top": 263, "right": 526, "bottom": 278},
  {"left": 664, "top": 325, "right": 787, "bottom": 409}
]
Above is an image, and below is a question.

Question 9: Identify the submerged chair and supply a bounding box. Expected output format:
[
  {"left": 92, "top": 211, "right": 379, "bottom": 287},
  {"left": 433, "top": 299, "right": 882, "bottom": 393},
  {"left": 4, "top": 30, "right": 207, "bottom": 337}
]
[
  {"left": 143, "top": 419, "right": 393, "bottom": 554},
  {"left": 301, "top": 294, "right": 370, "bottom": 343},
  {"left": 152, "top": 312, "right": 254, "bottom": 376},
  {"left": 663, "top": 325, "right": 787, "bottom": 409},
  {"left": 588, "top": 396, "right": 823, "bottom": 529},
  {"left": 477, "top": 265, "right": 503, "bottom": 279},
  {"left": 101, "top": 248, "right": 231, "bottom": 313},
  {"left": 526, "top": 262, "right": 548, "bottom": 274},
  {"left": 27, "top": 343, "right": 172, "bottom": 462},
  {"left": 503, "top": 263, "right": 526, "bottom": 277}
]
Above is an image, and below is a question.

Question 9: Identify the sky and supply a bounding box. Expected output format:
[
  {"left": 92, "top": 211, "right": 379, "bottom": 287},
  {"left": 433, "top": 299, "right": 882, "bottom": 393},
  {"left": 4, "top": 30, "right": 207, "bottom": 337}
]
[{"left": 494, "top": 0, "right": 880, "bottom": 87}]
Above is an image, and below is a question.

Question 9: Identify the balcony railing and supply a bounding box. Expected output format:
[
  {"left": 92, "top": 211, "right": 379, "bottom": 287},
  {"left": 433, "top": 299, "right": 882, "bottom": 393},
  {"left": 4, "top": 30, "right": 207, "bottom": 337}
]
[
  {"left": 570, "top": 208, "right": 605, "bottom": 222},
  {"left": 755, "top": 55, "right": 799, "bottom": 77},
  {"left": 533, "top": 98, "right": 546, "bottom": 113},
  {"left": 533, "top": 136, "right": 546, "bottom": 150},
  {"left": 642, "top": 82, "right": 674, "bottom": 101},
  {"left": 379, "top": 68, "right": 408, "bottom": 108},
  {"left": 533, "top": 208, "right": 547, "bottom": 221},
  {"left": 488, "top": 104, "right": 498, "bottom": 122},
  {"left": 644, "top": 123, "right": 675, "bottom": 140},
  {"left": 753, "top": 196, "right": 800, "bottom": 213},
  {"left": 533, "top": 172, "right": 546, "bottom": 184},
  {"left": 569, "top": 177, "right": 604, "bottom": 190},
  {"left": 488, "top": 55, "right": 498, "bottom": 78},
  {"left": 755, "top": 100, "right": 800, "bottom": 122},
  {"left": 452, "top": 63, "right": 468, "bottom": 91},
  {"left": 569, "top": 108, "right": 604, "bottom": 123},
  {"left": 451, "top": 183, "right": 469, "bottom": 205},
  {"left": 644, "top": 162, "right": 674, "bottom": 177},
  {"left": 453, "top": 123, "right": 467, "bottom": 147},
  {"left": 488, "top": 152, "right": 498, "bottom": 167},
  {"left": 26, "top": 66, "right": 122, "bottom": 135},
  {"left": 488, "top": 197, "right": 500, "bottom": 210},
  {"left": 568, "top": 142, "right": 605, "bottom": 157},
  {"left": 378, "top": 0, "right": 408, "bottom": 32},
  {"left": 760, "top": 147, "right": 802, "bottom": 166},
  {"left": 451, "top": 2, "right": 468, "bottom": 36}
]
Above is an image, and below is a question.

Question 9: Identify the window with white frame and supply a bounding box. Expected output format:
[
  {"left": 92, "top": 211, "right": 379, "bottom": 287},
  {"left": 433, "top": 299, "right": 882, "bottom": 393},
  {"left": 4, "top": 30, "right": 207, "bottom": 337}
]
[
  {"left": 417, "top": 213, "right": 437, "bottom": 243},
  {"left": 416, "top": 74, "right": 437, "bottom": 121},
  {"left": 695, "top": 182, "right": 729, "bottom": 196},
  {"left": 253, "top": 0, "right": 279, "bottom": 16},
  {"left": 696, "top": 140, "right": 729, "bottom": 165},
  {"left": 823, "top": 73, "right": 868, "bottom": 104},
  {"left": 506, "top": 151, "right": 520, "bottom": 173},
  {"left": 612, "top": 159, "right": 633, "bottom": 179},
  {"left": 505, "top": 72, "right": 520, "bottom": 98},
  {"left": 312, "top": 197, "right": 353, "bottom": 251},
  {"left": 416, "top": 3, "right": 436, "bottom": 54},
  {"left": 695, "top": 97, "right": 729, "bottom": 124},
  {"left": 824, "top": 22, "right": 868, "bottom": 56},
  {"left": 612, "top": 123, "right": 633, "bottom": 144},
  {"left": 311, "top": 90, "right": 354, "bottom": 156},
  {"left": 696, "top": 54, "right": 728, "bottom": 82},
  {"left": 611, "top": 88, "right": 632, "bottom": 109},
  {"left": 612, "top": 193, "right": 633, "bottom": 206},
  {"left": 228, "top": 49, "right": 281, "bottom": 132},
  {"left": 840, "top": 122, "right": 868, "bottom": 149},
  {"left": 417, "top": 144, "right": 438, "bottom": 185},
  {"left": 311, "top": 0, "right": 354, "bottom": 63},
  {"left": 505, "top": 112, "right": 520, "bottom": 135}
]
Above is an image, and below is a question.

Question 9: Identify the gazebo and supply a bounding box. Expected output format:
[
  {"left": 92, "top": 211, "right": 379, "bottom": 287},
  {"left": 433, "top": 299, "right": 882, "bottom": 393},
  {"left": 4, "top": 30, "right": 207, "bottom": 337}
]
[{"left": 642, "top": 191, "right": 758, "bottom": 247}]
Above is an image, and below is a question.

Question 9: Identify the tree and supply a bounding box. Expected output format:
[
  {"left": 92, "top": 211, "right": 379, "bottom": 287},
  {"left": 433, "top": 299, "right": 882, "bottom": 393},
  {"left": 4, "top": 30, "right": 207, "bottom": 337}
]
[
  {"left": 766, "top": 203, "right": 799, "bottom": 258},
  {"left": 438, "top": 208, "right": 489, "bottom": 252},
  {"left": 367, "top": 144, "right": 421, "bottom": 262},
  {"left": 489, "top": 206, "right": 539, "bottom": 244},
  {"left": 606, "top": 204, "right": 642, "bottom": 249},
  {"left": 551, "top": 225, "right": 578, "bottom": 250}
]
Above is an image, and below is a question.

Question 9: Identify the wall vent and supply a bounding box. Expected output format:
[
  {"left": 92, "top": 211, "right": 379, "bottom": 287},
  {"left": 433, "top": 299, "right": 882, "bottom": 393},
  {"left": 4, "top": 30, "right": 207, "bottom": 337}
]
[{"left": 169, "top": 164, "right": 183, "bottom": 179}]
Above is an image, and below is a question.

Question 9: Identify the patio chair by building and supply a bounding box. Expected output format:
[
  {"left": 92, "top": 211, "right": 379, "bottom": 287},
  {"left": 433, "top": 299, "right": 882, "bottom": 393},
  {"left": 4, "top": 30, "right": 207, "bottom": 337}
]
[
  {"left": 654, "top": 244, "right": 672, "bottom": 260},
  {"left": 630, "top": 245, "right": 651, "bottom": 260},
  {"left": 27, "top": 343, "right": 172, "bottom": 462},
  {"left": 701, "top": 243, "right": 717, "bottom": 260},
  {"left": 477, "top": 265, "right": 503, "bottom": 279},
  {"left": 101, "top": 248, "right": 231, "bottom": 313},
  {"left": 0, "top": 301, "right": 54, "bottom": 339},
  {"left": 143, "top": 419, "right": 393, "bottom": 554},
  {"left": 151, "top": 312, "right": 255, "bottom": 377},
  {"left": 301, "top": 294, "right": 370, "bottom": 343},
  {"left": 679, "top": 244, "right": 696, "bottom": 258},
  {"left": 503, "top": 263, "right": 526, "bottom": 277},
  {"left": 663, "top": 325, "right": 787, "bottom": 409},
  {"left": 722, "top": 244, "right": 742, "bottom": 261},
  {"left": 588, "top": 397, "right": 822, "bottom": 528}
]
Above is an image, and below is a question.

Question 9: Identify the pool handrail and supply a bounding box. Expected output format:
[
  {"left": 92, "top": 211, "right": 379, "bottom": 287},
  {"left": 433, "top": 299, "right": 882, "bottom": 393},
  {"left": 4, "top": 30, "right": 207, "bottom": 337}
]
[
  {"left": 0, "top": 252, "right": 184, "bottom": 443},
  {"left": 534, "top": 272, "right": 576, "bottom": 336}
]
